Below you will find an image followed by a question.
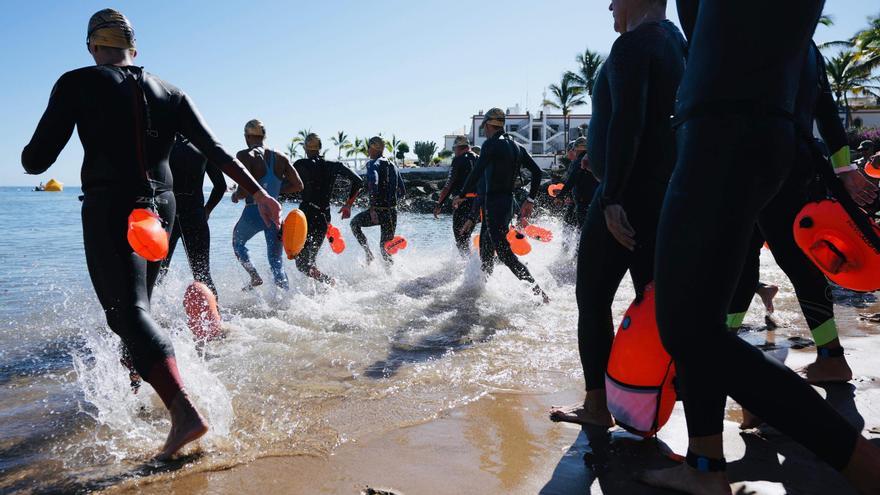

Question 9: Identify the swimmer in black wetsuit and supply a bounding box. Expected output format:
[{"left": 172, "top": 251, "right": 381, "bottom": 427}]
[
  {"left": 435, "top": 135, "right": 478, "bottom": 256},
  {"left": 549, "top": 0, "right": 685, "bottom": 428},
  {"left": 350, "top": 136, "right": 406, "bottom": 265},
  {"left": 21, "top": 9, "right": 282, "bottom": 462},
  {"left": 157, "top": 135, "right": 227, "bottom": 297},
  {"left": 292, "top": 133, "right": 363, "bottom": 284},
  {"left": 645, "top": 1, "right": 880, "bottom": 493},
  {"left": 453, "top": 108, "right": 549, "bottom": 303},
  {"left": 555, "top": 137, "right": 598, "bottom": 252}
]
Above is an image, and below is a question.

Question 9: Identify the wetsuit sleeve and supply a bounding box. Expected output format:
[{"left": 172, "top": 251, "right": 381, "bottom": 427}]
[
  {"left": 204, "top": 161, "right": 226, "bottom": 213},
  {"left": 460, "top": 143, "right": 491, "bottom": 196},
  {"left": 396, "top": 167, "right": 407, "bottom": 199},
  {"left": 814, "top": 53, "right": 849, "bottom": 169},
  {"left": 22, "top": 74, "right": 76, "bottom": 175},
  {"left": 366, "top": 161, "right": 379, "bottom": 204},
  {"left": 601, "top": 33, "right": 651, "bottom": 206},
  {"left": 278, "top": 153, "right": 304, "bottom": 192},
  {"left": 520, "top": 148, "right": 543, "bottom": 200},
  {"left": 176, "top": 93, "right": 261, "bottom": 195},
  {"left": 676, "top": 0, "right": 698, "bottom": 42},
  {"left": 334, "top": 161, "right": 364, "bottom": 200},
  {"left": 559, "top": 161, "right": 580, "bottom": 200}
]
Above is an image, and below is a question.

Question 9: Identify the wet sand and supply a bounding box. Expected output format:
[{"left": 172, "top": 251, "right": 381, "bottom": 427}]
[{"left": 108, "top": 321, "right": 880, "bottom": 495}]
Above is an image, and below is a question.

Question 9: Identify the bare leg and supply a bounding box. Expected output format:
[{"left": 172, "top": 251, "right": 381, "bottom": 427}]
[
  {"left": 156, "top": 391, "right": 209, "bottom": 461},
  {"left": 756, "top": 282, "right": 778, "bottom": 313}
]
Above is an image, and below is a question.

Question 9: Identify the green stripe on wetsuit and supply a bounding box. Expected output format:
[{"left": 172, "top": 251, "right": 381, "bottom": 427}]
[{"left": 811, "top": 318, "right": 839, "bottom": 347}]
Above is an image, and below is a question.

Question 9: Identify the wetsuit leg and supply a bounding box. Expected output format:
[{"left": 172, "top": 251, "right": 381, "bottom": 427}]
[
  {"left": 260, "top": 221, "right": 288, "bottom": 289},
  {"left": 232, "top": 207, "right": 264, "bottom": 282},
  {"left": 758, "top": 160, "right": 837, "bottom": 346},
  {"left": 452, "top": 199, "right": 475, "bottom": 256},
  {"left": 478, "top": 213, "right": 495, "bottom": 274},
  {"left": 176, "top": 196, "right": 217, "bottom": 297},
  {"left": 295, "top": 204, "right": 331, "bottom": 282},
  {"left": 82, "top": 191, "right": 184, "bottom": 408},
  {"left": 727, "top": 229, "right": 764, "bottom": 329},
  {"left": 350, "top": 209, "right": 378, "bottom": 261},
  {"left": 378, "top": 210, "right": 397, "bottom": 264},
  {"left": 157, "top": 212, "right": 182, "bottom": 283},
  {"left": 483, "top": 195, "right": 535, "bottom": 283},
  {"left": 655, "top": 114, "right": 858, "bottom": 469}
]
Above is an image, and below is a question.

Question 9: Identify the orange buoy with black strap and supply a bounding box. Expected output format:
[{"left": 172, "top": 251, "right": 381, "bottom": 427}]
[
  {"left": 281, "top": 209, "right": 308, "bottom": 259},
  {"left": 127, "top": 208, "right": 169, "bottom": 262},
  {"left": 793, "top": 198, "right": 880, "bottom": 292},
  {"left": 384, "top": 236, "right": 408, "bottom": 255},
  {"left": 522, "top": 222, "right": 553, "bottom": 243},
  {"left": 326, "top": 224, "right": 346, "bottom": 254},
  {"left": 605, "top": 284, "right": 676, "bottom": 438},
  {"left": 548, "top": 183, "right": 564, "bottom": 198},
  {"left": 183, "top": 282, "right": 222, "bottom": 341},
  {"left": 507, "top": 227, "right": 532, "bottom": 256}
]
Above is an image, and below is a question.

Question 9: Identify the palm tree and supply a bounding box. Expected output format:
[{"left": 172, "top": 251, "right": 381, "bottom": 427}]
[
  {"left": 825, "top": 50, "right": 880, "bottom": 127},
  {"left": 345, "top": 137, "right": 370, "bottom": 169},
  {"left": 385, "top": 135, "right": 408, "bottom": 164},
  {"left": 289, "top": 128, "right": 313, "bottom": 158},
  {"left": 331, "top": 131, "right": 352, "bottom": 160},
  {"left": 566, "top": 48, "right": 605, "bottom": 97},
  {"left": 852, "top": 13, "right": 880, "bottom": 70},
  {"left": 543, "top": 73, "right": 587, "bottom": 147},
  {"left": 286, "top": 139, "right": 300, "bottom": 161}
]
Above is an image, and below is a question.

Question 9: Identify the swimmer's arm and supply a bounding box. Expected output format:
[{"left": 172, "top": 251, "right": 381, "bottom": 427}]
[
  {"left": 558, "top": 160, "right": 580, "bottom": 200},
  {"left": 22, "top": 75, "right": 76, "bottom": 175},
  {"left": 335, "top": 161, "right": 364, "bottom": 205},
  {"left": 178, "top": 94, "right": 262, "bottom": 195},
  {"left": 459, "top": 147, "right": 490, "bottom": 198},
  {"left": 521, "top": 149, "right": 543, "bottom": 200},
  {"left": 814, "top": 52, "right": 850, "bottom": 171},
  {"left": 204, "top": 162, "right": 227, "bottom": 215},
  {"left": 278, "top": 153, "right": 304, "bottom": 193},
  {"left": 602, "top": 35, "right": 650, "bottom": 206},
  {"left": 366, "top": 162, "right": 380, "bottom": 204},
  {"left": 396, "top": 168, "right": 407, "bottom": 198},
  {"left": 676, "top": 0, "right": 698, "bottom": 42}
]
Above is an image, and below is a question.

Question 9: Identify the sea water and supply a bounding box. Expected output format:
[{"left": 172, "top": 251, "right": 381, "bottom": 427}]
[{"left": 0, "top": 186, "right": 873, "bottom": 493}]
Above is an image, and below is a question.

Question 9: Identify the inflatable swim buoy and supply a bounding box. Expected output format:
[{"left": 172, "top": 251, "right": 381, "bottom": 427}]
[
  {"left": 127, "top": 208, "right": 168, "bottom": 262},
  {"left": 384, "top": 236, "right": 408, "bottom": 255},
  {"left": 865, "top": 158, "right": 880, "bottom": 179},
  {"left": 282, "top": 209, "right": 308, "bottom": 259},
  {"left": 548, "top": 183, "right": 564, "bottom": 198},
  {"left": 183, "top": 282, "right": 222, "bottom": 341},
  {"left": 44, "top": 179, "right": 63, "bottom": 192},
  {"left": 522, "top": 223, "right": 553, "bottom": 243},
  {"left": 794, "top": 199, "right": 880, "bottom": 292},
  {"left": 605, "top": 284, "right": 676, "bottom": 437},
  {"left": 473, "top": 234, "right": 480, "bottom": 251},
  {"left": 326, "top": 224, "right": 346, "bottom": 254},
  {"left": 507, "top": 227, "right": 532, "bottom": 256}
]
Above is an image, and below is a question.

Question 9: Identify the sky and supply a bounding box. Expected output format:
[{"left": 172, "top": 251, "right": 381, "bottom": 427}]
[{"left": 1, "top": 0, "right": 877, "bottom": 186}]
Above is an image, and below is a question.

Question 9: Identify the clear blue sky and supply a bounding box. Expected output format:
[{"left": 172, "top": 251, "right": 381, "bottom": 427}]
[{"left": 2, "top": 0, "right": 877, "bottom": 186}]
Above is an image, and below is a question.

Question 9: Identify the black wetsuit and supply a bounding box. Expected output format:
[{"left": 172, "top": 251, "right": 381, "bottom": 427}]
[
  {"left": 656, "top": 0, "right": 857, "bottom": 471},
  {"left": 728, "top": 43, "right": 845, "bottom": 341},
  {"left": 351, "top": 157, "right": 405, "bottom": 263},
  {"left": 577, "top": 20, "right": 686, "bottom": 391},
  {"left": 460, "top": 132, "right": 542, "bottom": 282},
  {"left": 559, "top": 151, "right": 598, "bottom": 229},
  {"left": 445, "top": 151, "right": 478, "bottom": 255},
  {"left": 293, "top": 156, "right": 363, "bottom": 280},
  {"left": 21, "top": 65, "right": 260, "bottom": 402},
  {"left": 158, "top": 137, "right": 226, "bottom": 297}
]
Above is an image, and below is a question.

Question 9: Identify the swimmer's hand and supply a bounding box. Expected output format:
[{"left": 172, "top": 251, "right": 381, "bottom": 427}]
[
  {"left": 840, "top": 170, "right": 879, "bottom": 206},
  {"left": 604, "top": 204, "right": 636, "bottom": 251},
  {"left": 452, "top": 197, "right": 466, "bottom": 210},
  {"left": 254, "top": 190, "right": 282, "bottom": 229},
  {"left": 339, "top": 205, "right": 352, "bottom": 220},
  {"left": 460, "top": 219, "right": 474, "bottom": 236},
  {"left": 433, "top": 204, "right": 442, "bottom": 219},
  {"left": 520, "top": 201, "right": 534, "bottom": 220}
]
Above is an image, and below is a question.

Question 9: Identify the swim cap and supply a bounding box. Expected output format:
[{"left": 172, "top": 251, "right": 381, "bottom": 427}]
[
  {"left": 244, "top": 119, "right": 266, "bottom": 137},
  {"left": 453, "top": 135, "right": 470, "bottom": 148},
  {"left": 482, "top": 108, "right": 506, "bottom": 128},
  {"left": 858, "top": 140, "right": 874, "bottom": 151},
  {"left": 87, "top": 9, "right": 136, "bottom": 49},
  {"left": 304, "top": 133, "right": 322, "bottom": 152},
  {"left": 572, "top": 137, "right": 587, "bottom": 151},
  {"left": 369, "top": 136, "right": 385, "bottom": 151}
]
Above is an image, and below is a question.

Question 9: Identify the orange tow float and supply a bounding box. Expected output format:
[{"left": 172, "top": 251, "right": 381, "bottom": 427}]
[
  {"left": 326, "top": 224, "right": 346, "bottom": 254},
  {"left": 127, "top": 208, "right": 168, "bottom": 262}
]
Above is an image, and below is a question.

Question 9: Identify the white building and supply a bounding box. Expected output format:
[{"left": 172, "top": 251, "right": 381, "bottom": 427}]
[{"left": 451, "top": 105, "right": 590, "bottom": 155}]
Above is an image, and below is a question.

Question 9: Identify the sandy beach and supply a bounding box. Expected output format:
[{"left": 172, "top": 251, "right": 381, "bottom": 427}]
[{"left": 105, "top": 298, "right": 880, "bottom": 495}]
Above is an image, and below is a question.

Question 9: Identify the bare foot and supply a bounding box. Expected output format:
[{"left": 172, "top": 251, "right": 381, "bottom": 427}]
[
  {"left": 843, "top": 436, "right": 880, "bottom": 494},
  {"left": 242, "top": 275, "right": 263, "bottom": 292},
  {"left": 639, "top": 463, "right": 732, "bottom": 495},
  {"left": 156, "top": 392, "right": 209, "bottom": 461},
  {"left": 756, "top": 283, "right": 778, "bottom": 313},
  {"left": 739, "top": 408, "right": 764, "bottom": 430},
  {"left": 802, "top": 355, "right": 853, "bottom": 384},
  {"left": 533, "top": 285, "right": 551, "bottom": 304},
  {"left": 549, "top": 395, "right": 614, "bottom": 427}
]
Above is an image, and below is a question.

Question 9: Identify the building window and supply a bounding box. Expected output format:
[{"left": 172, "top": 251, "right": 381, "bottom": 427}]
[
  {"left": 509, "top": 124, "right": 519, "bottom": 133},
  {"left": 478, "top": 126, "right": 485, "bottom": 138},
  {"left": 532, "top": 126, "right": 542, "bottom": 141}
]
